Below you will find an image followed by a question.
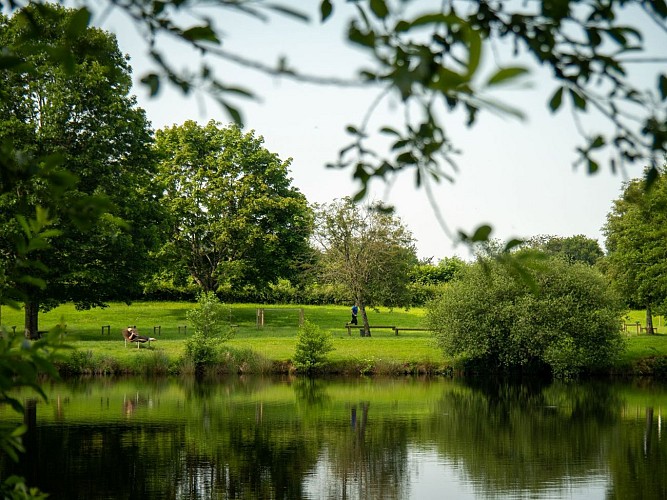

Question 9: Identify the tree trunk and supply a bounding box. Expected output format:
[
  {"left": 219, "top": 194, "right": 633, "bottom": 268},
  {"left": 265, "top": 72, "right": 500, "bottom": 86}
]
[
  {"left": 646, "top": 303, "right": 654, "bottom": 335},
  {"left": 359, "top": 301, "right": 371, "bottom": 337},
  {"left": 24, "top": 300, "right": 39, "bottom": 339}
]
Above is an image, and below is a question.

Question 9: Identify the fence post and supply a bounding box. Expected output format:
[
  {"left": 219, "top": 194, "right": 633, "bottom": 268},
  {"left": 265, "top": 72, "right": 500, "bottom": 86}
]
[
  {"left": 101, "top": 325, "right": 110, "bottom": 336},
  {"left": 178, "top": 325, "right": 187, "bottom": 335},
  {"left": 153, "top": 326, "right": 161, "bottom": 336},
  {"left": 298, "top": 308, "right": 304, "bottom": 327}
]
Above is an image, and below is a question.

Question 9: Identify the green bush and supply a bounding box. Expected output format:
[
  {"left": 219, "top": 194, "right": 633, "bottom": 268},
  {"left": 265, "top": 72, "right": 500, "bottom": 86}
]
[
  {"left": 184, "top": 292, "right": 234, "bottom": 369},
  {"left": 427, "top": 255, "right": 625, "bottom": 378},
  {"left": 294, "top": 320, "right": 334, "bottom": 372}
]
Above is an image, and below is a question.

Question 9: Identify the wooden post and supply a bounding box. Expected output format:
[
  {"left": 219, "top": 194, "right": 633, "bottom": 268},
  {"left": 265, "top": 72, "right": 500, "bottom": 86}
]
[
  {"left": 101, "top": 325, "right": 110, "bottom": 336},
  {"left": 178, "top": 325, "right": 187, "bottom": 335},
  {"left": 256, "top": 308, "right": 265, "bottom": 329},
  {"left": 153, "top": 326, "right": 161, "bottom": 336},
  {"left": 298, "top": 308, "right": 304, "bottom": 326}
]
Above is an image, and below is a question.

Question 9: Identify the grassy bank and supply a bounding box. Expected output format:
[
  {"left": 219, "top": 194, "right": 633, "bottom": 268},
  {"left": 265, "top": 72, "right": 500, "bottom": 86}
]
[{"left": 1, "top": 302, "right": 666, "bottom": 377}]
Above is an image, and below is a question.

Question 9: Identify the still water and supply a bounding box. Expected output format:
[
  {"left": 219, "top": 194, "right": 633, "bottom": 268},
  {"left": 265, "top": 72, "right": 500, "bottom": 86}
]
[{"left": 1, "top": 376, "right": 665, "bottom": 499}]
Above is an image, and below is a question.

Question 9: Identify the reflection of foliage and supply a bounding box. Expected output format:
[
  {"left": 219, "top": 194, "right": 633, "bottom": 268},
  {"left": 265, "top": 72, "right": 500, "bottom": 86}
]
[
  {"left": 2, "top": 377, "right": 667, "bottom": 498},
  {"left": 293, "top": 378, "right": 330, "bottom": 408},
  {"left": 0, "top": 326, "right": 64, "bottom": 498},
  {"left": 429, "top": 381, "right": 624, "bottom": 496}
]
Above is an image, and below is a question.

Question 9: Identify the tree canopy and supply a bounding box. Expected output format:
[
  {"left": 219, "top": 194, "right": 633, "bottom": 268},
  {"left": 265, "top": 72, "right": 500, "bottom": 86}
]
[
  {"left": 603, "top": 166, "right": 667, "bottom": 332},
  {"left": 312, "top": 198, "right": 416, "bottom": 335},
  {"left": 154, "top": 120, "right": 312, "bottom": 295},
  {"left": 0, "top": 4, "right": 161, "bottom": 336},
  {"left": 524, "top": 235, "right": 604, "bottom": 266}
]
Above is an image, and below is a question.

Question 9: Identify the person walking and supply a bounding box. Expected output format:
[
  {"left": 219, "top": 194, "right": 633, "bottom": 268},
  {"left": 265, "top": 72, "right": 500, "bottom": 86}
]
[{"left": 351, "top": 304, "right": 359, "bottom": 325}]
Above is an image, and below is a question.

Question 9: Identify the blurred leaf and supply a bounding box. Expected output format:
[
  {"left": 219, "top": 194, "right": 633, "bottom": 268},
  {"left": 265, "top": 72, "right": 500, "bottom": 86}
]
[
  {"left": 569, "top": 88, "right": 587, "bottom": 110},
  {"left": 0, "top": 55, "right": 23, "bottom": 69},
  {"left": 320, "top": 0, "right": 333, "bottom": 22},
  {"left": 471, "top": 224, "right": 493, "bottom": 242},
  {"left": 466, "top": 29, "right": 482, "bottom": 77},
  {"left": 140, "top": 73, "right": 161, "bottom": 97},
  {"left": 182, "top": 25, "right": 219, "bottom": 43},
  {"left": 549, "top": 87, "right": 564, "bottom": 112},
  {"left": 486, "top": 67, "right": 529, "bottom": 86},
  {"left": 644, "top": 166, "right": 659, "bottom": 190},
  {"left": 65, "top": 7, "right": 90, "bottom": 38},
  {"left": 504, "top": 238, "right": 525, "bottom": 252},
  {"left": 370, "top": 0, "right": 389, "bottom": 19}
]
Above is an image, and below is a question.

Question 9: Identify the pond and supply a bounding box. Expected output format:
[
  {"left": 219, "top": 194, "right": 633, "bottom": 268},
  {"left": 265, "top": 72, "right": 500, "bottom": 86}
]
[{"left": 1, "top": 376, "right": 665, "bottom": 499}]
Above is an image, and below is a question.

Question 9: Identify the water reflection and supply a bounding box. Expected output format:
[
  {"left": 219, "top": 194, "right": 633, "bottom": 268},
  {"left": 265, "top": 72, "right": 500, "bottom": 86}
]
[{"left": 0, "top": 377, "right": 665, "bottom": 499}]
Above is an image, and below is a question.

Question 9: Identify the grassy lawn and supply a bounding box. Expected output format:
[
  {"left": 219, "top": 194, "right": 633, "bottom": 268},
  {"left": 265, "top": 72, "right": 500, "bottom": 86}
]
[
  {"left": 0, "top": 302, "right": 440, "bottom": 367},
  {"left": 2, "top": 302, "right": 666, "bottom": 374}
]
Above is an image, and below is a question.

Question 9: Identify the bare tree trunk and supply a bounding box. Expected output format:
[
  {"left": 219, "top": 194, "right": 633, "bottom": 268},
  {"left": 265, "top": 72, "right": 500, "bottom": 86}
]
[
  {"left": 24, "top": 300, "right": 39, "bottom": 339},
  {"left": 646, "top": 303, "right": 654, "bottom": 335},
  {"left": 359, "top": 300, "right": 371, "bottom": 337}
]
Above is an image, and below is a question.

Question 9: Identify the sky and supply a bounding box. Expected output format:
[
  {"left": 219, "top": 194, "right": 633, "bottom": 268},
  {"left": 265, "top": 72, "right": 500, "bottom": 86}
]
[{"left": 94, "top": 1, "right": 664, "bottom": 260}]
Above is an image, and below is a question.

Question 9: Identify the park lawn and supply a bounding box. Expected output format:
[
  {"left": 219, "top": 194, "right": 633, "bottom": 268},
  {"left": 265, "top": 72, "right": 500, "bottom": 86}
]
[
  {"left": 2, "top": 302, "right": 667, "bottom": 371},
  {"left": 0, "top": 302, "right": 438, "bottom": 367}
]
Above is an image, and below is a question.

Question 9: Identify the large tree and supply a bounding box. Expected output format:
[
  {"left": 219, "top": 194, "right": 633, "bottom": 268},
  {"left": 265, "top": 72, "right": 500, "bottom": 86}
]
[
  {"left": 312, "top": 198, "right": 417, "bottom": 336},
  {"left": 603, "top": 167, "right": 667, "bottom": 334},
  {"left": 0, "top": 4, "right": 161, "bottom": 338},
  {"left": 154, "top": 120, "right": 312, "bottom": 294}
]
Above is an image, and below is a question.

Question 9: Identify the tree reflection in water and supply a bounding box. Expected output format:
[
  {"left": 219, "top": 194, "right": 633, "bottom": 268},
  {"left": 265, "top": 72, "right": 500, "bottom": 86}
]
[{"left": 0, "top": 376, "right": 664, "bottom": 499}]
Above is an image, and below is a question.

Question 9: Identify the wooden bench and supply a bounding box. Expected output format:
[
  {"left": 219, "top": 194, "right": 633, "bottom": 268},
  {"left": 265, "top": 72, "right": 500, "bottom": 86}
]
[
  {"left": 392, "top": 326, "right": 431, "bottom": 335},
  {"left": 345, "top": 324, "right": 396, "bottom": 336}
]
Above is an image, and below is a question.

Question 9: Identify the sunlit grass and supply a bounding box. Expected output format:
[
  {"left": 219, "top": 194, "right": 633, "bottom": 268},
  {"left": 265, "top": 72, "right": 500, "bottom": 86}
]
[{"left": 2, "top": 302, "right": 665, "bottom": 373}]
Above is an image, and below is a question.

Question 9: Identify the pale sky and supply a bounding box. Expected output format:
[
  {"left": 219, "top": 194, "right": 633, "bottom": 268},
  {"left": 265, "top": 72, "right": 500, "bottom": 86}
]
[{"left": 94, "top": 1, "right": 664, "bottom": 260}]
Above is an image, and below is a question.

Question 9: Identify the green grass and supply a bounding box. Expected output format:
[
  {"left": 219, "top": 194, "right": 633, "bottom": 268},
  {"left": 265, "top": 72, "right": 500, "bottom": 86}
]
[
  {"left": 0, "top": 302, "right": 441, "bottom": 374},
  {"left": 2, "top": 302, "right": 666, "bottom": 376}
]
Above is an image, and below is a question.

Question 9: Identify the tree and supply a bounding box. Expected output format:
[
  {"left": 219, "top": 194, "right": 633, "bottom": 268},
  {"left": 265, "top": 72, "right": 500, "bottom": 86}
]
[
  {"left": 154, "top": 120, "right": 312, "bottom": 295},
  {"left": 525, "top": 235, "right": 603, "bottom": 266},
  {"left": 603, "top": 167, "right": 667, "bottom": 333},
  {"left": 312, "top": 198, "right": 417, "bottom": 336},
  {"left": 427, "top": 254, "right": 625, "bottom": 378},
  {"left": 0, "top": 4, "right": 161, "bottom": 338}
]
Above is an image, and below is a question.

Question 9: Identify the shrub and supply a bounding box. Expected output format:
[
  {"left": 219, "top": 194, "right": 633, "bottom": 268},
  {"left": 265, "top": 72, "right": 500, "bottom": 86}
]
[
  {"left": 294, "top": 320, "right": 334, "bottom": 372},
  {"left": 427, "top": 254, "right": 625, "bottom": 378},
  {"left": 184, "top": 292, "right": 233, "bottom": 370}
]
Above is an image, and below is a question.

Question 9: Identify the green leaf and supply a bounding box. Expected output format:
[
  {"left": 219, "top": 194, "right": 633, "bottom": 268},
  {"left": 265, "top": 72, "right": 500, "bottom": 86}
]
[
  {"left": 182, "top": 25, "right": 220, "bottom": 44},
  {"left": 569, "top": 88, "right": 587, "bottom": 110},
  {"left": 140, "top": 73, "right": 161, "bottom": 97},
  {"left": 549, "top": 87, "right": 564, "bottom": 112},
  {"left": 219, "top": 100, "right": 243, "bottom": 125},
  {"left": 659, "top": 74, "right": 667, "bottom": 101},
  {"left": 0, "top": 55, "right": 23, "bottom": 69},
  {"left": 466, "top": 29, "right": 482, "bottom": 77},
  {"left": 370, "top": 0, "right": 389, "bottom": 19},
  {"left": 486, "top": 66, "right": 529, "bottom": 86},
  {"left": 644, "top": 166, "right": 659, "bottom": 190},
  {"left": 320, "top": 0, "right": 333, "bottom": 22},
  {"left": 587, "top": 158, "right": 599, "bottom": 174},
  {"left": 395, "top": 13, "right": 451, "bottom": 32},
  {"left": 471, "top": 224, "right": 493, "bottom": 242},
  {"left": 66, "top": 7, "right": 91, "bottom": 39}
]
